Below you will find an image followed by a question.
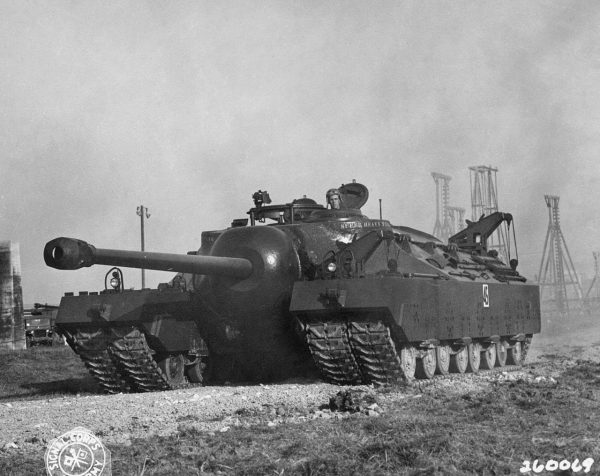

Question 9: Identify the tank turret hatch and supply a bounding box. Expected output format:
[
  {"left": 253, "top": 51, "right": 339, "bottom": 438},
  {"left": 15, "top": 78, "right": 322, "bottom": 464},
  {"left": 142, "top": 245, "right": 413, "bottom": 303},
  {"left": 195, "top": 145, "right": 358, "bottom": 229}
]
[
  {"left": 247, "top": 191, "right": 324, "bottom": 225},
  {"left": 304, "top": 180, "right": 369, "bottom": 222},
  {"left": 339, "top": 181, "right": 369, "bottom": 209}
]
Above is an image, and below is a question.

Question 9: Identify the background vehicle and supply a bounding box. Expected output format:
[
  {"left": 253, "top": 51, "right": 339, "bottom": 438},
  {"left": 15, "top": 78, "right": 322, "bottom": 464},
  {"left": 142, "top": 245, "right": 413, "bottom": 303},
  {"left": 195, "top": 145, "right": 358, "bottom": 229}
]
[{"left": 24, "top": 303, "right": 59, "bottom": 347}]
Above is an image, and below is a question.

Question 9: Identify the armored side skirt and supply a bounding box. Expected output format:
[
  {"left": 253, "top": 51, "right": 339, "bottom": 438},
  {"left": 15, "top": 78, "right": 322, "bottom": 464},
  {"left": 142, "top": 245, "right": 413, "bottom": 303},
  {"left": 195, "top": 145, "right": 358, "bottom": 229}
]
[
  {"left": 290, "top": 277, "right": 541, "bottom": 342},
  {"left": 55, "top": 290, "right": 203, "bottom": 353}
]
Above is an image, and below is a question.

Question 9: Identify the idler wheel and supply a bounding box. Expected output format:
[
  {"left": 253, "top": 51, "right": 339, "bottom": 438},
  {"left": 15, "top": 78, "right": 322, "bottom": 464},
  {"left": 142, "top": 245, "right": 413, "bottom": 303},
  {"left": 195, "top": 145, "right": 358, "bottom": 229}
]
[
  {"left": 416, "top": 348, "right": 437, "bottom": 379},
  {"left": 495, "top": 341, "right": 508, "bottom": 367},
  {"left": 435, "top": 344, "right": 451, "bottom": 375},
  {"left": 507, "top": 341, "right": 523, "bottom": 366},
  {"left": 449, "top": 346, "right": 468, "bottom": 374},
  {"left": 400, "top": 345, "right": 417, "bottom": 380},
  {"left": 480, "top": 344, "right": 496, "bottom": 370},
  {"left": 158, "top": 354, "right": 185, "bottom": 386},
  {"left": 467, "top": 342, "right": 481, "bottom": 374}
]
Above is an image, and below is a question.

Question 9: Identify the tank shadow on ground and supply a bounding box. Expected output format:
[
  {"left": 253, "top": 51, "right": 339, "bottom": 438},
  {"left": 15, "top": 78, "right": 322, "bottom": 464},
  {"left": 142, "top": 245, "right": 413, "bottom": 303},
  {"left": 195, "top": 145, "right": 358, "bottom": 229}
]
[{"left": 0, "top": 377, "right": 100, "bottom": 402}]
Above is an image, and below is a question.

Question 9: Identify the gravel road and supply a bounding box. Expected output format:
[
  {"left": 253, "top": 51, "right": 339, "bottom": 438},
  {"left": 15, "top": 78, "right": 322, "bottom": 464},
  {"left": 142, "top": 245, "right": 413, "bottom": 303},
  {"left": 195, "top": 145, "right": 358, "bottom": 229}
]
[
  {"left": 1, "top": 321, "right": 599, "bottom": 463},
  {"left": 0, "top": 380, "right": 359, "bottom": 453}
]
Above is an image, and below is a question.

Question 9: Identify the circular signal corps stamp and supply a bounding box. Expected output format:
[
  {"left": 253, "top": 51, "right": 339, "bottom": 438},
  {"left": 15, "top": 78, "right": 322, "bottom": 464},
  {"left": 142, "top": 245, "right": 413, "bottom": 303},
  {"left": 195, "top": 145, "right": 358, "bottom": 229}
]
[{"left": 45, "top": 427, "right": 111, "bottom": 476}]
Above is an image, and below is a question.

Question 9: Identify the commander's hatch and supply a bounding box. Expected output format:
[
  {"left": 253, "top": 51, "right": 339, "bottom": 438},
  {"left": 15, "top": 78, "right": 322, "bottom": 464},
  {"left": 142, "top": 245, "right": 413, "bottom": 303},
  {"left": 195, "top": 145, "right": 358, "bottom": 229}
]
[{"left": 339, "top": 181, "right": 369, "bottom": 209}]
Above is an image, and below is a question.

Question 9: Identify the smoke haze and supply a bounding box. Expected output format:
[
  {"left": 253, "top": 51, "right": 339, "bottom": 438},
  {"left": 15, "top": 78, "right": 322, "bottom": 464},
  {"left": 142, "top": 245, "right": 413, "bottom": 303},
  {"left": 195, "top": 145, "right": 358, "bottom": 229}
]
[{"left": 1, "top": 1, "right": 600, "bottom": 303}]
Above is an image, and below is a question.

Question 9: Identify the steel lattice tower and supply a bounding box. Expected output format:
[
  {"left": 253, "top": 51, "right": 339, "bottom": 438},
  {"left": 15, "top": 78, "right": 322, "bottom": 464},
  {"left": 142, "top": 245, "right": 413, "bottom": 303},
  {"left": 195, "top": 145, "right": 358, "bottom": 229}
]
[
  {"left": 469, "top": 165, "right": 508, "bottom": 259},
  {"left": 538, "top": 195, "right": 583, "bottom": 313},
  {"left": 585, "top": 252, "right": 600, "bottom": 300},
  {"left": 431, "top": 172, "right": 453, "bottom": 242},
  {"left": 447, "top": 206, "right": 466, "bottom": 235}
]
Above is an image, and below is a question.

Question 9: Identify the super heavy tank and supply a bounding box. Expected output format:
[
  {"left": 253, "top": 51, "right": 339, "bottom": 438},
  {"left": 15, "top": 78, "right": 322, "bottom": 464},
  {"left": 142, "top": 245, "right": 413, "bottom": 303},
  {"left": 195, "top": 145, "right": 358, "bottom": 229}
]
[{"left": 44, "top": 181, "right": 541, "bottom": 393}]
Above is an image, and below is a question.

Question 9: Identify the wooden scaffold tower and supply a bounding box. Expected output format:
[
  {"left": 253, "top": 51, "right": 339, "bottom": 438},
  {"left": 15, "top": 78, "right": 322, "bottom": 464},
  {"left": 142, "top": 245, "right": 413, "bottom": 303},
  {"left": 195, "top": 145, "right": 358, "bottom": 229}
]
[{"left": 538, "top": 195, "right": 583, "bottom": 315}]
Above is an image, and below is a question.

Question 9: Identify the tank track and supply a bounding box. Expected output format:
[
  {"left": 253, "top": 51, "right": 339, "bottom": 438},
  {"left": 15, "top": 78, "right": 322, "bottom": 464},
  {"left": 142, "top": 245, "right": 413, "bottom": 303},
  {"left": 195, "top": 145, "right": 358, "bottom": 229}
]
[
  {"left": 64, "top": 326, "right": 199, "bottom": 393},
  {"left": 298, "top": 317, "right": 530, "bottom": 386},
  {"left": 107, "top": 328, "right": 186, "bottom": 392},
  {"left": 301, "top": 320, "right": 362, "bottom": 384},
  {"left": 346, "top": 321, "right": 405, "bottom": 385},
  {"left": 298, "top": 318, "right": 407, "bottom": 385},
  {"left": 63, "top": 328, "right": 132, "bottom": 394}
]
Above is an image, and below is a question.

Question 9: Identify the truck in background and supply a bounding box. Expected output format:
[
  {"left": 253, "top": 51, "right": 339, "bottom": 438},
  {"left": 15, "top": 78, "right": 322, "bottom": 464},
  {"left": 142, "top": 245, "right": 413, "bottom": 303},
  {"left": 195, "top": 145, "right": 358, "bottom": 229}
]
[{"left": 24, "top": 303, "right": 60, "bottom": 347}]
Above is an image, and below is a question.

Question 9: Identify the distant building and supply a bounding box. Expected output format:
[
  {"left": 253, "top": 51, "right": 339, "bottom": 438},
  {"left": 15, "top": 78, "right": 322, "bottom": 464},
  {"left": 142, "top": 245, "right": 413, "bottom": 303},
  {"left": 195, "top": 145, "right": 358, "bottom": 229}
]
[{"left": 0, "top": 241, "right": 25, "bottom": 350}]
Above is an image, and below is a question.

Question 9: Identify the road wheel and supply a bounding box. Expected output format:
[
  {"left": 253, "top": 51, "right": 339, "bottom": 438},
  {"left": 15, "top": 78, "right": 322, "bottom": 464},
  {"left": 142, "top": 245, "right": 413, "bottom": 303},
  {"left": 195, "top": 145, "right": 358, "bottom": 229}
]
[
  {"left": 416, "top": 348, "right": 437, "bottom": 379},
  {"left": 495, "top": 341, "right": 508, "bottom": 367},
  {"left": 185, "top": 358, "right": 207, "bottom": 384},
  {"left": 435, "top": 344, "right": 451, "bottom": 375},
  {"left": 400, "top": 345, "right": 416, "bottom": 381},
  {"left": 507, "top": 341, "right": 523, "bottom": 366},
  {"left": 467, "top": 342, "right": 482, "bottom": 374},
  {"left": 158, "top": 354, "right": 186, "bottom": 386},
  {"left": 480, "top": 344, "right": 496, "bottom": 370},
  {"left": 449, "top": 346, "right": 468, "bottom": 374},
  {"left": 521, "top": 335, "right": 533, "bottom": 362}
]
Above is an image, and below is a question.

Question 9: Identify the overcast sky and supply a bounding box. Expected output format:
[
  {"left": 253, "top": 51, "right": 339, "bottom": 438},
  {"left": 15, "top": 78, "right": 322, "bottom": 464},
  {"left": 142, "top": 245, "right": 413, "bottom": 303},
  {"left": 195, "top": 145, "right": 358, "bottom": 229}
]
[{"left": 2, "top": 1, "right": 599, "bottom": 305}]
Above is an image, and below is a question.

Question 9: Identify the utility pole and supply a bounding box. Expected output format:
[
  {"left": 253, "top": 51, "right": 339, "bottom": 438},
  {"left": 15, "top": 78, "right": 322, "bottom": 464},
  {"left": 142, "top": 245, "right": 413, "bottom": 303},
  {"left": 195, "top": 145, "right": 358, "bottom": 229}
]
[{"left": 136, "top": 205, "right": 151, "bottom": 288}]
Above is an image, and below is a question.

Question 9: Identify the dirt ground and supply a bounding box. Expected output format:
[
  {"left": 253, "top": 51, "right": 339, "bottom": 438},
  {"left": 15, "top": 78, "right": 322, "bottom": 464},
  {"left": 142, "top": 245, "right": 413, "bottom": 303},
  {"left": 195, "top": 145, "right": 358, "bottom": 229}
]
[
  {"left": 0, "top": 310, "right": 599, "bottom": 475},
  {"left": 528, "top": 309, "right": 600, "bottom": 362}
]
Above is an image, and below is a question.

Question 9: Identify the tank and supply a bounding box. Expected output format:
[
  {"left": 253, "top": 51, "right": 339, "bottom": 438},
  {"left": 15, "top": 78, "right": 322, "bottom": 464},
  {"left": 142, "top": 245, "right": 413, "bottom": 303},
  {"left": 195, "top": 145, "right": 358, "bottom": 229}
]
[{"left": 44, "top": 181, "right": 541, "bottom": 393}]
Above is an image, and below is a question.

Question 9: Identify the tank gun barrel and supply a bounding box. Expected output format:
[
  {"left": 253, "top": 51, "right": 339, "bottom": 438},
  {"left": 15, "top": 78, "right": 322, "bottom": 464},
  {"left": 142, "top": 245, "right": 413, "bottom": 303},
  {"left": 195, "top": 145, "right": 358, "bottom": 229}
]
[
  {"left": 44, "top": 237, "right": 253, "bottom": 279},
  {"left": 34, "top": 303, "right": 59, "bottom": 309}
]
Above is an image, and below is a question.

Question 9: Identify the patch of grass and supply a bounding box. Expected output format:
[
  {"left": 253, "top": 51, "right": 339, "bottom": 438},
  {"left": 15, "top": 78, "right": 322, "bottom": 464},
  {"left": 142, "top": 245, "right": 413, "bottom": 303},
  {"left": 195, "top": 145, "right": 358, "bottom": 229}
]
[
  {"left": 101, "top": 361, "right": 600, "bottom": 475},
  {"left": 0, "top": 345, "right": 97, "bottom": 400}
]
